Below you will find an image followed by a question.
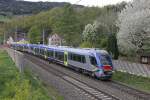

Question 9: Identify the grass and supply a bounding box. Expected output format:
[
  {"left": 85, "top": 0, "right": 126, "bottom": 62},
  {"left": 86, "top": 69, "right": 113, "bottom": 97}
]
[
  {"left": 0, "top": 15, "right": 10, "bottom": 22},
  {"left": 0, "top": 49, "right": 64, "bottom": 100},
  {"left": 113, "top": 71, "right": 150, "bottom": 93}
]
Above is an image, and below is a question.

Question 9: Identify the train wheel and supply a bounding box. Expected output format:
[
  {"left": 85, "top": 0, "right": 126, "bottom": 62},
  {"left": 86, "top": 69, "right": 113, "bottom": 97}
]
[
  {"left": 78, "top": 68, "right": 82, "bottom": 73},
  {"left": 91, "top": 72, "right": 95, "bottom": 78},
  {"left": 75, "top": 68, "right": 79, "bottom": 72},
  {"left": 82, "top": 69, "right": 88, "bottom": 75}
]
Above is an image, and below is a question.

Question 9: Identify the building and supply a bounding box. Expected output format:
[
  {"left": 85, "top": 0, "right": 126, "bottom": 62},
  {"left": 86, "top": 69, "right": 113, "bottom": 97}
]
[
  {"left": 7, "top": 36, "right": 14, "bottom": 44},
  {"left": 48, "top": 34, "right": 63, "bottom": 46},
  {"left": 140, "top": 53, "right": 150, "bottom": 65}
]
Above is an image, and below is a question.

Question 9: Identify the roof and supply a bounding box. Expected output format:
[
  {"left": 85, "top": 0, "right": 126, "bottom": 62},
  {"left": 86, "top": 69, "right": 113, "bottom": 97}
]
[
  {"left": 49, "top": 33, "right": 62, "bottom": 40},
  {"left": 46, "top": 45, "right": 109, "bottom": 56},
  {"left": 141, "top": 53, "right": 150, "bottom": 57},
  {"left": 13, "top": 43, "right": 109, "bottom": 56}
]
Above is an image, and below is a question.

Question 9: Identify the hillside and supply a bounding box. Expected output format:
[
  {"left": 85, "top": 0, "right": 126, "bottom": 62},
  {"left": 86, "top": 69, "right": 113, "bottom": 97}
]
[{"left": 0, "top": 0, "right": 83, "bottom": 15}]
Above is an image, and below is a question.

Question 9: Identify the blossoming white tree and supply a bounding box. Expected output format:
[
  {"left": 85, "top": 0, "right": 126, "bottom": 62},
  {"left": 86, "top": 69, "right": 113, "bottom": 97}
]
[
  {"left": 82, "top": 23, "right": 98, "bottom": 44},
  {"left": 117, "top": 0, "right": 150, "bottom": 55}
]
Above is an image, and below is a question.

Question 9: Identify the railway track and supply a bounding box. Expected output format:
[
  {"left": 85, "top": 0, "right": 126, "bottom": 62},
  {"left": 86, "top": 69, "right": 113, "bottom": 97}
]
[
  {"left": 24, "top": 53, "right": 118, "bottom": 100},
  {"left": 23, "top": 52, "right": 150, "bottom": 100}
]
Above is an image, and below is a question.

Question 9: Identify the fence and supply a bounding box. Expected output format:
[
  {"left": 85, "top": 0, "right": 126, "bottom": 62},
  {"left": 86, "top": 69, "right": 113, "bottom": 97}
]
[{"left": 113, "top": 60, "right": 150, "bottom": 78}]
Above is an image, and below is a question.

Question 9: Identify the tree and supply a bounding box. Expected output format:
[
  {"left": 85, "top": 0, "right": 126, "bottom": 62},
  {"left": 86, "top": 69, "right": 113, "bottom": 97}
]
[
  {"left": 117, "top": 0, "right": 150, "bottom": 55},
  {"left": 107, "top": 33, "right": 119, "bottom": 59},
  {"left": 52, "top": 4, "right": 81, "bottom": 46},
  {"left": 27, "top": 26, "right": 42, "bottom": 44},
  {"left": 82, "top": 23, "right": 98, "bottom": 47},
  {"left": 94, "top": 9, "right": 118, "bottom": 49}
]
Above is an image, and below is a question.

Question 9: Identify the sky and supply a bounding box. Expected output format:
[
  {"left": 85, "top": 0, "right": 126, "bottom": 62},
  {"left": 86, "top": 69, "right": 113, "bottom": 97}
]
[{"left": 24, "top": 0, "right": 132, "bottom": 7}]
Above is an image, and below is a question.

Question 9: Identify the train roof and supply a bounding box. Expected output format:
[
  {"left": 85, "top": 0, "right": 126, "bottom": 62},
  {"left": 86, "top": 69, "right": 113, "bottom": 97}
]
[
  {"left": 46, "top": 45, "right": 109, "bottom": 56},
  {"left": 13, "top": 43, "right": 109, "bottom": 56}
]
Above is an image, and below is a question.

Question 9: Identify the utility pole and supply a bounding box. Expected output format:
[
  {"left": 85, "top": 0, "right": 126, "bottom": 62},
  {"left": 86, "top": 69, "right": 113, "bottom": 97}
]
[
  {"left": 15, "top": 31, "right": 17, "bottom": 43},
  {"left": 15, "top": 26, "right": 17, "bottom": 42},
  {"left": 3, "top": 32, "right": 5, "bottom": 45},
  {"left": 43, "top": 29, "right": 45, "bottom": 45}
]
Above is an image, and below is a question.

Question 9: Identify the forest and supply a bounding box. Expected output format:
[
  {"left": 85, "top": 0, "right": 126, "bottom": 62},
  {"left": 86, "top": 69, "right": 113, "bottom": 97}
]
[
  {"left": 0, "top": 0, "right": 82, "bottom": 15},
  {"left": 1, "top": 2, "right": 127, "bottom": 59}
]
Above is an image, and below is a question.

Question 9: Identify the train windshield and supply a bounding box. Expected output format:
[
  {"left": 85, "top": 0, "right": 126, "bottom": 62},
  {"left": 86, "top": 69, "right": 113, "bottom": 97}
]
[
  {"left": 100, "top": 55, "right": 111, "bottom": 65},
  {"left": 90, "top": 56, "right": 97, "bottom": 66}
]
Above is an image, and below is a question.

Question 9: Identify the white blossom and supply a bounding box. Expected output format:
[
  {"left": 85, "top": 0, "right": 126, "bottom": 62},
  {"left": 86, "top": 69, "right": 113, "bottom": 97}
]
[
  {"left": 117, "top": 0, "right": 150, "bottom": 55},
  {"left": 82, "top": 23, "right": 97, "bottom": 42}
]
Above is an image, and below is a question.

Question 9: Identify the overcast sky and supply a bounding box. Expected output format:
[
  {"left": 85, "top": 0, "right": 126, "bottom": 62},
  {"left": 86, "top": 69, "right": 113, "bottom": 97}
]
[{"left": 24, "top": 0, "right": 132, "bottom": 7}]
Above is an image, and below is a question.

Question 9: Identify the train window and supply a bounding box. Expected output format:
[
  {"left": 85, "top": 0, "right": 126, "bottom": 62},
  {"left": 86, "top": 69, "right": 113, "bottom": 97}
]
[
  {"left": 72, "top": 54, "right": 77, "bottom": 61},
  {"left": 68, "top": 53, "right": 72, "bottom": 60},
  {"left": 55, "top": 52, "right": 58, "bottom": 58},
  {"left": 42, "top": 49, "right": 45, "bottom": 55},
  {"left": 55, "top": 51, "right": 64, "bottom": 61},
  {"left": 69, "top": 53, "right": 73, "bottom": 60},
  {"left": 42, "top": 49, "right": 44, "bottom": 55},
  {"left": 48, "top": 50, "right": 53, "bottom": 57},
  {"left": 40, "top": 49, "right": 43, "bottom": 55},
  {"left": 39, "top": 49, "right": 42, "bottom": 54},
  {"left": 81, "top": 56, "right": 86, "bottom": 63},
  {"left": 34, "top": 48, "right": 36, "bottom": 51},
  {"left": 21, "top": 46, "right": 23, "bottom": 50},
  {"left": 77, "top": 55, "right": 81, "bottom": 62},
  {"left": 100, "top": 55, "right": 110, "bottom": 65},
  {"left": 25, "top": 46, "right": 28, "bottom": 49},
  {"left": 69, "top": 53, "right": 86, "bottom": 63},
  {"left": 38, "top": 48, "right": 40, "bottom": 53},
  {"left": 40, "top": 49, "right": 42, "bottom": 54},
  {"left": 60, "top": 52, "right": 64, "bottom": 61},
  {"left": 44, "top": 49, "right": 47, "bottom": 55},
  {"left": 35, "top": 48, "right": 39, "bottom": 53},
  {"left": 90, "top": 56, "right": 97, "bottom": 66},
  {"left": 31, "top": 47, "right": 33, "bottom": 50}
]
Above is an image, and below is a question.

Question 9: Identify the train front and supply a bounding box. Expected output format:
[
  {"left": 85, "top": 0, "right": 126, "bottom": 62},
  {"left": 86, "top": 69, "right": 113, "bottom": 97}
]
[{"left": 94, "top": 51, "right": 113, "bottom": 80}]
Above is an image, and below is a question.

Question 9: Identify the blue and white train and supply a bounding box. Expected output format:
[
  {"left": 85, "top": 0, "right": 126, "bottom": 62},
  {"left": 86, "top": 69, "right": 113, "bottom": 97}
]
[{"left": 10, "top": 43, "right": 114, "bottom": 80}]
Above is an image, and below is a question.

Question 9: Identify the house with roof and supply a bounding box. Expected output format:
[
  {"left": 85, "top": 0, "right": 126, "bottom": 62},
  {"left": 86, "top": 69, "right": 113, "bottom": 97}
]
[
  {"left": 48, "top": 33, "right": 63, "bottom": 46},
  {"left": 140, "top": 53, "right": 150, "bottom": 65}
]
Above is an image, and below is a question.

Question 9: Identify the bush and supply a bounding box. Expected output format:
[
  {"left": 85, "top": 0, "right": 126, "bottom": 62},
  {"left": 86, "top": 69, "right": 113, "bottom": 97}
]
[
  {"left": 80, "top": 41, "right": 93, "bottom": 48},
  {"left": 27, "top": 26, "right": 42, "bottom": 44}
]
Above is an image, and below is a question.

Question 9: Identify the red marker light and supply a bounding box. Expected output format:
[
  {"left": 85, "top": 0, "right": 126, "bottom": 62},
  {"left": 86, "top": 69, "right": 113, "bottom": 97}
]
[{"left": 103, "top": 65, "right": 112, "bottom": 71}]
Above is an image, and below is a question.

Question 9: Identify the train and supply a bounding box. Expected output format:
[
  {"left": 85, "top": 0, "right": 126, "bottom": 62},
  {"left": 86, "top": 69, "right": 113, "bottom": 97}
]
[{"left": 10, "top": 43, "right": 114, "bottom": 80}]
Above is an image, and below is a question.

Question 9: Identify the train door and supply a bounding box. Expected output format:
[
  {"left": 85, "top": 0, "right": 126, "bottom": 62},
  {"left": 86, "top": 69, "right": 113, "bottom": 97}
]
[
  {"left": 33, "top": 47, "right": 36, "bottom": 55},
  {"left": 44, "top": 48, "right": 47, "bottom": 59},
  {"left": 64, "top": 51, "right": 68, "bottom": 66}
]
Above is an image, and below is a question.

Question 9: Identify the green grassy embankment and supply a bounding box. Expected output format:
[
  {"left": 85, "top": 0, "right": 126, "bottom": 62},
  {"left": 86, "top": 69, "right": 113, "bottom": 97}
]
[
  {"left": 113, "top": 71, "right": 150, "bottom": 93},
  {"left": 0, "top": 49, "right": 64, "bottom": 100},
  {"left": 0, "top": 15, "right": 10, "bottom": 22}
]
